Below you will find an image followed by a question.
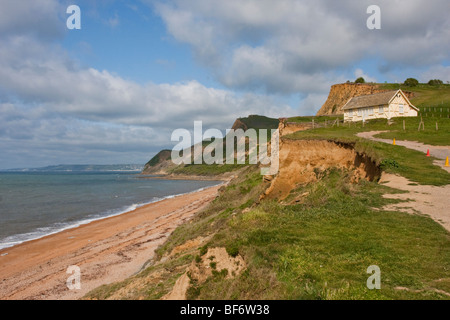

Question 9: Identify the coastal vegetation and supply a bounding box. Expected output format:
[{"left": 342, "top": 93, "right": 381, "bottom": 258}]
[
  {"left": 86, "top": 164, "right": 450, "bottom": 300},
  {"left": 85, "top": 83, "right": 450, "bottom": 300}
]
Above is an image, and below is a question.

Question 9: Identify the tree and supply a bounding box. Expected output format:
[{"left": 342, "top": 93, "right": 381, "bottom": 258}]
[
  {"left": 355, "top": 77, "right": 365, "bottom": 84},
  {"left": 428, "top": 79, "right": 443, "bottom": 86},
  {"left": 403, "top": 78, "right": 419, "bottom": 87}
]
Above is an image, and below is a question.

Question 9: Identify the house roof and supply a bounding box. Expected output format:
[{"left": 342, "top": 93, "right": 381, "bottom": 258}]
[
  {"left": 342, "top": 91, "right": 398, "bottom": 110},
  {"left": 341, "top": 89, "right": 418, "bottom": 112}
]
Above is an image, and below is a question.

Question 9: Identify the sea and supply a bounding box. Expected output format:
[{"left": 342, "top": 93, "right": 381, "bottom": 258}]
[{"left": 0, "top": 170, "right": 222, "bottom": 250}]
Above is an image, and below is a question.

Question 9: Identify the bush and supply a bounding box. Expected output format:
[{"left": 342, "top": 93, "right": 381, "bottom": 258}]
[
  {"left": 403, "top": 78, "right": 419, "bottom": 87},
  {"left": 428, "top": 79, "right": 443, "bottom": 86},
  {"left": 380, "top": 158, "right": 399, "bottom": 170},
  {"left": 355, "top": 77, "right": 365, "bottom": 84},
  {"left": 226, "top": 243, "right": 240, "bottom": 257},
  {"left": 199, "top": 245, "right": 208, "bottom": 256}
]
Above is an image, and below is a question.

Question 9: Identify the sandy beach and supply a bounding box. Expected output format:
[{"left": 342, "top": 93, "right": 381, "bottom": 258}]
[{"left": 0, "top": 185, "right": 221, "bottom": 300}]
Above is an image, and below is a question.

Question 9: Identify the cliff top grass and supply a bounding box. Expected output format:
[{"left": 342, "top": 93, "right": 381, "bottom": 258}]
[
  {"left": 286, "top": 117, "right": 450, "bottom": 186},
  {"left": 378, "top": 83, "right": 450, "bottom": 109}
]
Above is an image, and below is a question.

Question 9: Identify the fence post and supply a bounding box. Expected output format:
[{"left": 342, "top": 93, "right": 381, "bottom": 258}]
[{"left": 418, "top": 117, "right": 424, "bottom": 131}]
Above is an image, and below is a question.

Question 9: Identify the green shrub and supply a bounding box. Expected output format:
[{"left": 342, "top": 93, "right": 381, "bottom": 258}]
[
  {"left": 226, "top": 243, "right": 240, "bottom": 257},
  {"left": 428, "top": 79, "right": 443, "bottom": 86},
  {"left": 404, "top": 78, "right": 419, "bottom": 87},
  {"left": 380, "top": 158, "right": 399, "bottom": 170},
  {"left": 199, "top": 245, "right": 208, "bottom": 256}
]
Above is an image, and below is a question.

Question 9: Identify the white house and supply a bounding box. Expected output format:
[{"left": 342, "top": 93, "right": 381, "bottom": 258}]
[{"left": 342, "top": 89, "right": 418, "bottom": 122}]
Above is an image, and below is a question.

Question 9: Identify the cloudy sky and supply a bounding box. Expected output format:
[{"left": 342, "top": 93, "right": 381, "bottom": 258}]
[{"left": 0, "top": 0, "right": 449, "bottom": 169}]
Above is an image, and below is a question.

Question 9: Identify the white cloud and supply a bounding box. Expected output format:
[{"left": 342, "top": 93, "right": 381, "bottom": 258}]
[
  {"left": 0, "top": 11, "right": 295, "bottom": 168},
  {"left": 420, "top": 65, "right": 450, "bottom": 83},
  {"left": 0, "top": 0, "right": 65, "bottom": 40},
  {"left": 152, "top": 0, "right": 450, "bottom": 94},
  {"left": 354, "top": 69, "right": 377, "bottom": 83}
]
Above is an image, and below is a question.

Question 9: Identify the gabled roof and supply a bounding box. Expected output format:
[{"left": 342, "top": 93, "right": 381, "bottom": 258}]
[{"left": 342, "top": 89, "right": 418, "bottom": 111}]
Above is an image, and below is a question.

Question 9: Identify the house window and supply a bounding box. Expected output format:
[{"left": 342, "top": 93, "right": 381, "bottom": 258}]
[
  {"left": 369, "top": 107, "right": 373, "bottom": 115},
  {"left": 379, "top": 106, "right": 383, "bottom": 114},
  {"left": 358, "top": 109, "right": 362, "bottom": 116},
  {"left": 399, "top": 104, "right": 404, "bottom": 113},
  {"left": 348, "top": 110, "right": 353, "bottom": 117}
]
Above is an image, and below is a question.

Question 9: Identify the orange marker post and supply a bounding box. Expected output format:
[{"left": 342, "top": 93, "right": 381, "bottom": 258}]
[{"left": 426, "top": 149, "right": 430, "bottom": 157}]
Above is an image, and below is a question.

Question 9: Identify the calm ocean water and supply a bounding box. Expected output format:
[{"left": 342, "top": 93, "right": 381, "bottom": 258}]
[{"left": 0, "top": 172, "right": 221, "bottom": 250}]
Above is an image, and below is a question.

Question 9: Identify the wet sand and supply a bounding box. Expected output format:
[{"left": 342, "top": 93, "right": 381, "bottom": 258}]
[{"left": 0, "top": 185, "right": 221, "bottom": 300}]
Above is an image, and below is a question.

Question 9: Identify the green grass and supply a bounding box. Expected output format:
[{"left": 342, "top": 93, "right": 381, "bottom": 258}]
[
  {"left": 379, "top": 83, "right": 450, "bottom": 110},
  {"left": 238, "top": 115, "right": 279, "bottom": 129},
  {"left": 286, "top": 118, "right": 450, "bottom": 186},
  {"left": 181, "top": 168, "right": 450, "bottom": 300},
  {"left": 168, "top": 163, "right": 247, "bottom": 176},
  {"left": 372, "top": 117, "right": 450, "bottom": 146},
  {"left": 288, "top": 115, "right": 343, "bottom": 124}
]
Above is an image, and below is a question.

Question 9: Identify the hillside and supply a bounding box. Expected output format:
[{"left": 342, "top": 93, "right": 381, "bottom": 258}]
[
  {"left": 142, "top": 150, "right": 174, "bottom": 175},
  {"left": 141, "top": 115, "right": 279, "bottom": 176}
]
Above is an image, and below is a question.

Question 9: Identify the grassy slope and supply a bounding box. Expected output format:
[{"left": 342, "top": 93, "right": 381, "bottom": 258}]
[
  {"left": 379, "top": 83, "right": 450, "bottom": 111},
  {"left": 85, "top": 166, "right": 450, "bottom": 300},
  {"left": 374, "top": 83, "right": 450, "bottom": 145}
]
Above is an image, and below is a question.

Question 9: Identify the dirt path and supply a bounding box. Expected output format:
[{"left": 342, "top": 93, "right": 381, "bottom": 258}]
[
  {"left": 356, "top": 131, "right": 450, "bottom": 173},
  {"left": 0, "top": 185, "right": 221, "bottom": 300},
  {"left": 356, "top": 131, "right": 450, "bottom": 232},
  {"left": 379, "top": 173, "right": 450, "bottom": 232}
]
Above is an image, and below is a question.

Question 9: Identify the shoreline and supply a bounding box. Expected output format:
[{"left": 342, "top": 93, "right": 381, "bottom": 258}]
[
  {"left": 0, "top": 184, "right": 222, "bottom": 300},
  {"left": 0, "top": 182, "right": 224, "bottom": 251},
  {"left": 138, "top": 172, "right": 238, "bottom": 181}
]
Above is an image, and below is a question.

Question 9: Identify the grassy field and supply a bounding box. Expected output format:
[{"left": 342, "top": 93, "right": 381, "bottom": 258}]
[
  {"left": 379, "top": 83, "right": 450, "bottom": 112},
  {"left": 288, "top": 115, "right": 450, "bottom": 146},
  {"left": 85, "top": 166, "right": 450, "bottom": 300},
  {"left": 286, "top": 117, "right": 450, "bottom": 186}
]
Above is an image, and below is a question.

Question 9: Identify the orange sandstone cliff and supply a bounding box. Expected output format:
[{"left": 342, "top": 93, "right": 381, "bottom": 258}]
[{"left": 316, "top": 83, "right": 390, "bottom": 116}]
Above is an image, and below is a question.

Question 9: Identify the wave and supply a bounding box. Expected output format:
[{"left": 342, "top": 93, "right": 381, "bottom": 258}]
[{"left": 0, "top": 182, "right": 224, "bottom": 251}]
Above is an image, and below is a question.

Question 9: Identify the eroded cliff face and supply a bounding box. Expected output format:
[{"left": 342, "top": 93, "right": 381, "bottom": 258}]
[
  {"left": 262, "top": 139, "right": 381, "bottom": 201},
  {"left": 316, "top": 83, "right": 390, "bottom": 116}
]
